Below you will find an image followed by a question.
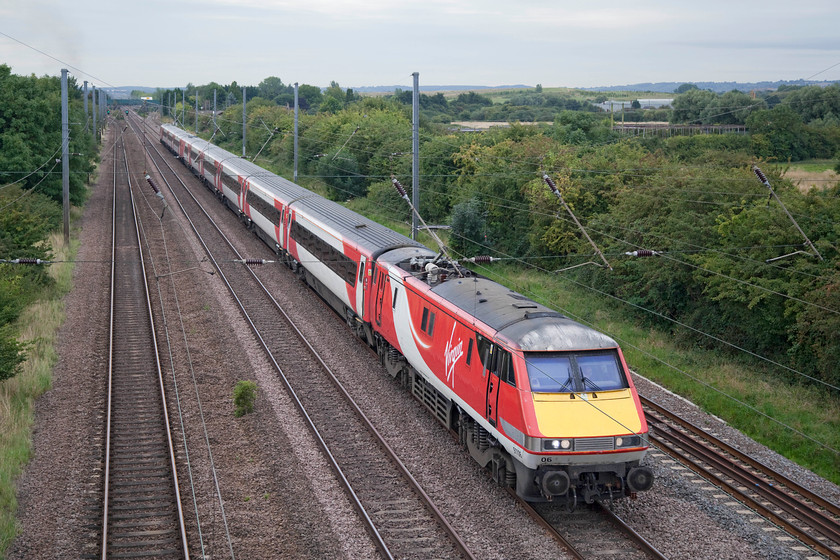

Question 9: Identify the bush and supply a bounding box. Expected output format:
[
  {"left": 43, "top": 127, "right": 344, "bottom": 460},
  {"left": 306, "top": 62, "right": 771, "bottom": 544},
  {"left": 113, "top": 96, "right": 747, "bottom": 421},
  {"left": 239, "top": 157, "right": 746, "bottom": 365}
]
[{"left": 233, "top": 380, "right": 257, "bottom": 417}]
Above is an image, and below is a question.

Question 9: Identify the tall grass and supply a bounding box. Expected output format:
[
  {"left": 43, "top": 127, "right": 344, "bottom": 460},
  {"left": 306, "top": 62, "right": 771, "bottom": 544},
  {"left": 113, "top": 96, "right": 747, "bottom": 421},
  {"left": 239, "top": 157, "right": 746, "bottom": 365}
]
[{"left": 0, "top": 232, "right": 77, "bottom": 556}]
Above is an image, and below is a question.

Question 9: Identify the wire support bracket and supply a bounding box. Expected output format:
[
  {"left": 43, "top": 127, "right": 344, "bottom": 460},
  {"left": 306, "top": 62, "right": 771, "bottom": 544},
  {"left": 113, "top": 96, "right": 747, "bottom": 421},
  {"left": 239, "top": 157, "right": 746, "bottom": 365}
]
[
  {"left": 752, "top": 166, "right": 824, "bottom": 262},
  {"left": 543, "top": 173, "right": 613, "bottom": 271}
]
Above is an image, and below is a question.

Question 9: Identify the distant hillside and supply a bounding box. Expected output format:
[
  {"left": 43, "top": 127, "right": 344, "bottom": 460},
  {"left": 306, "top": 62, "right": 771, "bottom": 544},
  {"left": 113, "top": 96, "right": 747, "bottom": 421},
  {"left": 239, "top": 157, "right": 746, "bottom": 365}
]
[
  {"left": 103, "top": 86, "right": 157, "bottom": 99},
  {"left": 579, "top": 79, "right": 839, "bottom": 93},
  {"left": 351, "top": 84, "right": 530, "bottom": 93}
]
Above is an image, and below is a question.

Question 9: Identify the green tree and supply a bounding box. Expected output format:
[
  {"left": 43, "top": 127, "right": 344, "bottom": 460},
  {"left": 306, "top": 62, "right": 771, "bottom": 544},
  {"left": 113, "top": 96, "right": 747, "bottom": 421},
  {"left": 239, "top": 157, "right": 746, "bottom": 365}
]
[
  {"left": 257, "top": 76, "right": 287, "bottom": 103},
  {"left": 0, "top": 65, "right": 94, "bottom": 205},
  {"left": 700, "top": 90, "right": 763, "bottom": 125},
  {"left": 450, "top": 198, "right": 487, "bottom": 256},
  {"left": 747, "top": 105, "right": 809, "bottom": 161},
  {"left": 297, "top": 84, "right": 323, "bottom": 111},
  {"left": 670, "top": 89, "right": 717, "bottom": 123},
  {"left": 675, "top": 83, "right": 699, "bottom": 94},
  {"left": 785, "top": 84, "right": 840, "bottom": 124}
]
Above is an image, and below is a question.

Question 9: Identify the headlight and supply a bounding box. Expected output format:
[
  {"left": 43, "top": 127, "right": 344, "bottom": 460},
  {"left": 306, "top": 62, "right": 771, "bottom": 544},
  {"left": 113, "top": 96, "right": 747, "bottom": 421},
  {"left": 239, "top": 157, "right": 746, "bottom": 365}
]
[
  {"left": 615, "top": 434, "right": 647, "bottom": 448},
  {"left": 543, "top": 438, "right": 572, "bottom": 451}
]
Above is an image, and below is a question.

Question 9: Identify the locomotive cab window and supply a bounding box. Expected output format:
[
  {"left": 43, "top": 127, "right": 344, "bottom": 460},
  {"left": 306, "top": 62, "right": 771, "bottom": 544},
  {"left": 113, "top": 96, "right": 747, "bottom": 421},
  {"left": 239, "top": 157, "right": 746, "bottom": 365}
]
[
  {"left": 475, "top": 334, "right": 514, "bottom": 386},
  {"left": 497, "top": 349, "right": 514, "bottom": 387},
  {"left": 525, "top": 350, "right": 627, "bottom": 393}
]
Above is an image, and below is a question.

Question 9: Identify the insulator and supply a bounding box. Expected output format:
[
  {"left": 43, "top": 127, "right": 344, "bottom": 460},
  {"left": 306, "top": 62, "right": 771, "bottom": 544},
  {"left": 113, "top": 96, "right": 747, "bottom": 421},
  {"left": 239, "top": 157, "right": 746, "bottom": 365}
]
[
  {"left": 12, "top": 258, "right": 44, "bottom": 264},
  {"left": 470, "top": 255, "right": 493, "bottom": 263},
  {"left": 144, "top": 173, "right": 161, "bottom": 194},
  {"left": 391, "top": 177, "right": 408, "bottom": 198},
  {"left": 753, "top": 166, "right": 768, "bottom": 184},
  {"left": 542, "top": 174, "right": 559, "bottom": 193},
  {"left": 235, "top": 258, "right": 273, "bottom": 266},
  {"left": 625, "top": 250, "right": 658, "bottom": 257}
]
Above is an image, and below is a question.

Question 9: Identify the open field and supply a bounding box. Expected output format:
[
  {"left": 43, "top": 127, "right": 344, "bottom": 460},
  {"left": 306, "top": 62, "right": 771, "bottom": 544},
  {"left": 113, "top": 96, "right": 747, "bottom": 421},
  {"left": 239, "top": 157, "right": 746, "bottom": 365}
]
[{"left": 784, "top": 160, "right": 839, "bottom": 191}]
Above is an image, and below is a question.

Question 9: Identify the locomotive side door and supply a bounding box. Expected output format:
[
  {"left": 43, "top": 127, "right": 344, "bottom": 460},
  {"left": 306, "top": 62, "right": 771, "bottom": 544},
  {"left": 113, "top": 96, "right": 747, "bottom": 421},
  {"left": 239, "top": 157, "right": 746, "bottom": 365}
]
[{"left": 480, "top": 336, "right": 501, "bottom": 428}]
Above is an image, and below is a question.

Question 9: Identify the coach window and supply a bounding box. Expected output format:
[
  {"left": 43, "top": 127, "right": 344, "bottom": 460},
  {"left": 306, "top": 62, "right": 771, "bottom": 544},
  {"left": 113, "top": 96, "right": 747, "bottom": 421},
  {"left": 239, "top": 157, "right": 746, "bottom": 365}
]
[
  {"left": 466, "top": 338, "right": 474, "bottom": 366},
  {"left": 420, "top": 307, "right": 436, "bottom": 336}
]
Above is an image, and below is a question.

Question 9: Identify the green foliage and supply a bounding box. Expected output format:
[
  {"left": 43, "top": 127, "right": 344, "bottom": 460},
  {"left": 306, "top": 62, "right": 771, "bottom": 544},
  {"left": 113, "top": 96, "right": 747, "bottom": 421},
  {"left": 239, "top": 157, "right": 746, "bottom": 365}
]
[
  {"left": 417, "top": 133, "right": 473, "bottom": 223},
  {"left": 450, "top": 198, "right": 487, "bottom": 256},
  {"left": 661, "top": 134, "right": 752, "bottom": 163},
  {"left": 233, "top": 380, "right": 257, "bottom": 417},
  {"left": 702, "top": 90, "right": 765, "bottom": 124},
  {"left": 675, "top": 83, "right": 699, "bottom": 94},
  {"left": 0, "top": 184, "right": 62, "bottom": 382},
  {"left": 747, "top": 105, "right": 810, "bottom": 161},
  {"left": 182, "top": 74, "right": 840, "bottom": 394},
  {"left": 670, "top": 89, "right": 717, "bottom": 123},
  {"left": 0, "top": 324, "right": 26, "bottom": 382},
  {"left": 784, "top": 84, "right": 840, "bottom": 124},
  {"left": 0, "top": 65, "right": 95, "bottom": 206}
]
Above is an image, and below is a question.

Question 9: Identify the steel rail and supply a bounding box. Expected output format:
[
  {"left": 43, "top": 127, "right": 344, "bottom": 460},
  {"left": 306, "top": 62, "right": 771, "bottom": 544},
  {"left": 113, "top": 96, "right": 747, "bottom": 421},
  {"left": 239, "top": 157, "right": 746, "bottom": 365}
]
[
  {"left": 596, "top": 503, "right": 668, "bottom": 560},
  {"left": 643, "top": 397, "right": 840, "bottom": 559},
  {"left": 510, "top": 491, "right": 586, "bottom": 560},
  {"left": 101, "top": 128, "right": 189, "bottom": 559},
  {"left": 642, "top": 396, "right": 840, "bottom": 517}
]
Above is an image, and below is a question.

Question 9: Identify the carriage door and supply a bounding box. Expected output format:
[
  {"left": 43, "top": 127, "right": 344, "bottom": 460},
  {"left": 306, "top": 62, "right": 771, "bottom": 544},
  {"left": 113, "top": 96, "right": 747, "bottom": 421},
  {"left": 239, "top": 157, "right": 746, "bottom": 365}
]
[
  {"left": 355, "top": 256, "right": 367, "bottom": 320},
  {"left": 481, "top": 337, "right": 500, "bottom": 427}
]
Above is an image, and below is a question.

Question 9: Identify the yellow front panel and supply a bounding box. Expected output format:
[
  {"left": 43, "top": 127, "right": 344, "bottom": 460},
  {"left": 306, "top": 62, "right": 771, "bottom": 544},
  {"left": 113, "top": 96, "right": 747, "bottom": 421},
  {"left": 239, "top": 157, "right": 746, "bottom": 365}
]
[{"left": 533, "top": 389, "right": 642, "bottom": 438}]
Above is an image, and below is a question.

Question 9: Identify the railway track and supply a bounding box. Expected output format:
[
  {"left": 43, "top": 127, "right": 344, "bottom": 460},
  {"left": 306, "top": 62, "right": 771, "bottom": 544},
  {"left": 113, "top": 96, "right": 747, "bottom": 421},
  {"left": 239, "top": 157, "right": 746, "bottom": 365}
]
[
  {"left": 643, "top": 396, "right": 840, "bottom": 560},
  {"left": 523, "top": 498, "right": 666, "bottom": 560},
  {"left": 99, "top": 129, "right": 189, "bottom": 557},
  {"left": 131, "top": 115, "right": 476, "bottom": 560}
]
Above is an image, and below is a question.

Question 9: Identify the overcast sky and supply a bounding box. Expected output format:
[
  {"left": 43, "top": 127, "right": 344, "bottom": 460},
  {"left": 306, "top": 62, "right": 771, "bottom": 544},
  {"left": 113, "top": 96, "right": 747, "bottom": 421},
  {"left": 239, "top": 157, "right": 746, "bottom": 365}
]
[{"left": 1, "top": 0, "right": 839, "bottom": 90}]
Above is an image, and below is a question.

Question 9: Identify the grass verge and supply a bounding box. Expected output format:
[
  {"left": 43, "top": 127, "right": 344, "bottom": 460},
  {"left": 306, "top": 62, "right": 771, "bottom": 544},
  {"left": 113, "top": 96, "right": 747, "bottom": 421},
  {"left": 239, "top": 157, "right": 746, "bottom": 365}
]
[{"left": 0, "top": 232, "right": 78, "bottom": 556}]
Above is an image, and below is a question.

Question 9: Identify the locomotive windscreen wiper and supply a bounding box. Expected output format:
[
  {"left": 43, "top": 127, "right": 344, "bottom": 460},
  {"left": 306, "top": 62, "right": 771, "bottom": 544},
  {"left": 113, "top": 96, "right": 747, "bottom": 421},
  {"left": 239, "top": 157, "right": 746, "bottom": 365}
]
[
  {"left": 581, "top": 375, "right": 603, "bottom": 392},
  {"left": 559, "top": 368, "right": 574, "bottom": 392}
]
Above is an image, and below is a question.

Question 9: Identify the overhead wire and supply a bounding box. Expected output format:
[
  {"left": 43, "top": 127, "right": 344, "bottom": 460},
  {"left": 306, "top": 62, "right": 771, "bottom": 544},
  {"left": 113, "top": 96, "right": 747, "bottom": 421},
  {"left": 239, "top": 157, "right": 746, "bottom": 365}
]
[{"left": 0, "top": 30, "right": 115, "bottom": 87}]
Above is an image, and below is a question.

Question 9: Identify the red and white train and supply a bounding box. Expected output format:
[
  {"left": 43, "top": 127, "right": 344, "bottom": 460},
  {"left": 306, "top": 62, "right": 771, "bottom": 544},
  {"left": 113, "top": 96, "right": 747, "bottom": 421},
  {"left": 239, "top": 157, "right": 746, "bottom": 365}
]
[{"left": 160, "top": 123, "right": 653, "bottom": 505}]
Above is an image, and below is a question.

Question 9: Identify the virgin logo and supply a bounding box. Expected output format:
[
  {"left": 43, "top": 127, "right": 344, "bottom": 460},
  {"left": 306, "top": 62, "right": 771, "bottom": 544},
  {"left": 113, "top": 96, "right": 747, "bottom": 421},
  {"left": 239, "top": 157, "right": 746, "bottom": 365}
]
[{"left": 445, "top": 324, "right": 463, "bottom": 388}]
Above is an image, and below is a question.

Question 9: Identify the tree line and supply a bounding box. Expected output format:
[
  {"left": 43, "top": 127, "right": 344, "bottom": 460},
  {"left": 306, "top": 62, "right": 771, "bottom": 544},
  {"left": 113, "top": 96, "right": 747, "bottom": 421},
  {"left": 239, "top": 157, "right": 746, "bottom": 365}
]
[
  {"left": 180, "top": 77, "right": 840, "bottom": 390},
  {"left": 3, "top": 64, "right": 839, "bottom": 390},
  {"left": 0, "top": 65, "right": 98, "bottom": 381}
]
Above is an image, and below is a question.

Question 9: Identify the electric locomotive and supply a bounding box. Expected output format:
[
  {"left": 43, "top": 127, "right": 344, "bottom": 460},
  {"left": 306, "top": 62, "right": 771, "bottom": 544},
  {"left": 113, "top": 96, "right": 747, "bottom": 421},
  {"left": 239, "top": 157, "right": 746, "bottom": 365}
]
[{"left": 160, "top": 123, "right": 654, "bottom": 505}]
